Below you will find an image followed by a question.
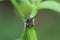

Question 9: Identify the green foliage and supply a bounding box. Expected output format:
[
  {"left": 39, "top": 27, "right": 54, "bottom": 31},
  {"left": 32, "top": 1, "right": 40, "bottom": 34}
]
[
  {"left": 11, "top": 0, "right": 41, "bottom": 20},
  {"left": 16, "top": 27, "right": 37, "bottom": 40},
  {"left": 26, "top": 27, "right": 38, "bottom": 40},
  {"left": 10, "top": 0, "right": 60, "bottom": 40},
  {"left": 45, "top": 0, "right": 60, "bottom": 3},
  {"left": 39, "top": 1, "right": 60, "bottom": 13},
  {"left": 11, "top": 0, "right": 32, "bottom": 21}
]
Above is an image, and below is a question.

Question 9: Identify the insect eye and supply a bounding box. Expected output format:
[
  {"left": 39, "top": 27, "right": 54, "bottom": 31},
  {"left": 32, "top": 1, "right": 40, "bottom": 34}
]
[{"left": 27, "top": 18, "right": 32, "bottom": 22}]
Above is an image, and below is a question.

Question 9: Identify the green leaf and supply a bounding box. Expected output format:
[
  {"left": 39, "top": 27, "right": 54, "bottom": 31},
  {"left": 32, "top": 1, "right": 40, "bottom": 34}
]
[
  {"left": 30, "top": 0, "right": 41, "bottom": 5},
  {"left": 39, "top": 1, "right": 60, "bottom": 13},
  {"left": 26, "top": 27, "right": 38, "bottom": 40},
  {"left": 30, "top": 8, "right": 38, "bottom": 18},
  {"left": 11, "top": 0, "right": 32, "bottom": 18},
  {"left": 16, "top": 31, "right": 27, "bottom": 40},
  {"left": 11, "top": 0, "right": 25, "bottom": 17},
  {"left": 16, "top": 27, "right": 38, "bottom": 40},
  {"left": 11, "top": 0, "right": 34, "bottom": 22}
]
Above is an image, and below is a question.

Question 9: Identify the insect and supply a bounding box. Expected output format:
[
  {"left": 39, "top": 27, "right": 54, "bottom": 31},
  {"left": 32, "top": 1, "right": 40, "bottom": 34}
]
[
  {"left": 24, "top": 14, "right": 38, "bottom": 28},
  {"left": 26, "top": 17, "right": 33, "bottom": 28},
  {"left": 20, "top": 14, "right": 38, "bottom": 28}
]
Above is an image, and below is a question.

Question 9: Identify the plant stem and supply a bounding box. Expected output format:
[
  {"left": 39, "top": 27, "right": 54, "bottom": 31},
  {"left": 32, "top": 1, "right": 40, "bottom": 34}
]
[
  {"left": 26, "top": 27, "right": 38, "bottom": 40},
  {"left": 16, "top": 20, "right": 38, "bottom": 40},
  {"left": 23, "top": 20, "right": 38, "bottom": 40}
]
